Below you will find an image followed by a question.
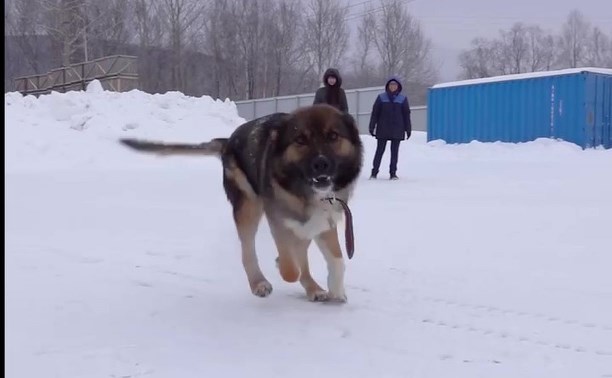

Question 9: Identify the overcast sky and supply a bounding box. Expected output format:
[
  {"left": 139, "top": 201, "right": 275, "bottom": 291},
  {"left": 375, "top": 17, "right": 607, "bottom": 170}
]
[{"left": 346, "top": 0, "right": 612, "bottom": 80}]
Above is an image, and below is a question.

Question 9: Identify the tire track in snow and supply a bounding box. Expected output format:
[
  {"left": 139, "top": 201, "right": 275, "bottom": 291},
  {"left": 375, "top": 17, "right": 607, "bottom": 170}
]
[
  {"left": 418, "top": 317, "right": 612, "bottom": 357},
  {"left": 349, "top": 288, "right": 612, "bottom": 358},
  {"left": 387, "top": 268, "right": 612, "bottom": 333},
  {"left": 419, "top": 295, "right": 612, "bottom": 333},
  {"left": 348, "top": 275, "right": 612, "bottom": 357}
]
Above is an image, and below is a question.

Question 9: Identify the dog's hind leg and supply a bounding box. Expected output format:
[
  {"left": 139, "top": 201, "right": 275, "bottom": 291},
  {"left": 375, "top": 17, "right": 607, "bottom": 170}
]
[
  {"left": 224, "top": 162, "right": 272, "bottom": 298},
  {"left": 268, "top": 221, "right": 301, "bottom": 284},
  {"left": 233, "top": 197, "right": 272, "bottom": 297},
  {"left": 295, "top": 243, "right": 329, "bottom": 302}
]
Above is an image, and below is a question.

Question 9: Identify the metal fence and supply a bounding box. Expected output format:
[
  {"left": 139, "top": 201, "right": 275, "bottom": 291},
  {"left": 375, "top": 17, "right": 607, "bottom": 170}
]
[
  {"left": 14, "top": 55, "right": 139, "bottom": 96},
  {"left": 235, "top": 86, "right": 427, "bottom": 135}
]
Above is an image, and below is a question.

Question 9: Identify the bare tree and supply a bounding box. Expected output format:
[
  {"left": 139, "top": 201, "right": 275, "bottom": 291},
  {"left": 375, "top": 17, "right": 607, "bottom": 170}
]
[
  {"left": 41, "top": 0, "right": 88, "bottom": 66},
  {"left": 350, "top": 11, "right": 378, "bottom": 87},
  {"left": 584, "top": 27, "right": 612, "bottom": 67},
  {"left": 156, "top": 0, "right": 205, "bottom": 91},
  {"left": 4, "top": 0, "right": 11, "bottom": 36},
  {"left": 86, "top": 0, "right": 131, "bottom": 59},
  {"left": 371, "top": 0, "right": 403, "bottom": 76},
  {"left": 232, "top": 0, "right": 264, "bottom": 99},
  {"left": 525, "top": 25, "right": 556, "bottom": 71},
  {"left": 458, "top": 38, "right": 496, "bottom": 79},
  {"left": 6, "top": 0, "right": 46, "bottom": 73},
  {"left": 604, "top": 31, "right": 612, "bottom": 67},
  {"left": 499, "top": 23, "right": 530, "bottom": 74},
  {"left": 5, "top": 0, "right": 16, "bottom": 90},
  {"left": 267, "top": 0, "right": 304, "bottom": 96},
  {"left": 201, "top": 0, "right": 226, "bottom": 99},
  {"left": 459, "top": 23, "right": 558, "bottom": 79},
  {"left": 133, "top": 0, "right": 164, "bottom": 48},
  {"left": 558, "top": 9, "right": 591, "bottom": 68},
  {"left": 370, "top": 0, "right": 437, "bottom": 84},
  {"left": 302, "top": 0, "right": 349, "bottom": 81},
  {"left": 132, "top": 0, "right": 167, "bottom": 93},
  {"left": 458, "top": 10, "right": 612, "bottom": 80},
  {"left": 34, "top": 0, "right": 127, "bottom": 66}
]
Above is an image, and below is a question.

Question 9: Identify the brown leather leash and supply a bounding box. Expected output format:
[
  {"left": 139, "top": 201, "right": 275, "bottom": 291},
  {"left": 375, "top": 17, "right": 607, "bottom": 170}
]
[{"left": 329, "top": 197, "right": 355, "bottom": 259}]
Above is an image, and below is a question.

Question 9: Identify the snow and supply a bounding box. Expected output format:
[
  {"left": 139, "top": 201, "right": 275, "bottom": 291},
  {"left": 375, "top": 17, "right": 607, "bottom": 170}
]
[
  {"left": 4, "top": 81, "right": 244, "bottom": 173},
  {"left": 5, "top": 84, "right": 612, "bottom": 378},
  {"left": 431, "top": 66, "right": 612, "bottom": 88}
]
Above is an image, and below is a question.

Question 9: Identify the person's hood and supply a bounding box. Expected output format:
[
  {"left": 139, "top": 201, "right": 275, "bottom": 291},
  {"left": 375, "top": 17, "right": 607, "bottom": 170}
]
[
  {"left": 323, "top": 68, "right": 342, "bottom": 87},
  {"left": 385, "top": 76, "right": 403, "bottom": 93}
]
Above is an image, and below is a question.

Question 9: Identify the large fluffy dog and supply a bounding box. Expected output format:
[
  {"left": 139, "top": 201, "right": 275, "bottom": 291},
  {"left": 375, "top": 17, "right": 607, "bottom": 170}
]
[{"left": 120, "top": 104, "right": 363, "bottom": 302}]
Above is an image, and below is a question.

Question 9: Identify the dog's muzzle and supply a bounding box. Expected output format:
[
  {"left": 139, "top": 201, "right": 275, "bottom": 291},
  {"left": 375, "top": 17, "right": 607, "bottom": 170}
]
[
  {"left": 310, "top": 155, "right": 334, "bottom": 190},
  {"left": 312, "top": 175, "right": 332, "bottom": 189}
]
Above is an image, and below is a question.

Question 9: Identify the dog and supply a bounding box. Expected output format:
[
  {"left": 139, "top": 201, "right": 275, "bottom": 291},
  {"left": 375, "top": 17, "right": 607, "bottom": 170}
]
[{"left": 119, "top": 104, "right": 363, "bottom": 302}]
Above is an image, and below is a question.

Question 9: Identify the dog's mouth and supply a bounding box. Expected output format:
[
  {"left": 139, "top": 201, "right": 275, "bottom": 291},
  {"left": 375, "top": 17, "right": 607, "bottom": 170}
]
[{"left": 311, "top": 175, "right": 333, "bottom": 192}]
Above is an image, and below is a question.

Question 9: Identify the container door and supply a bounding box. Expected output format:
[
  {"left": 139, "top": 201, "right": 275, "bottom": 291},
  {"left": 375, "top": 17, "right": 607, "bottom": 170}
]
[
  {"left": 603, "top": 76, "right": 612, "bottom": 149},
  {"left": 587, "top": 73, "right": 612, "bottom": 149}
]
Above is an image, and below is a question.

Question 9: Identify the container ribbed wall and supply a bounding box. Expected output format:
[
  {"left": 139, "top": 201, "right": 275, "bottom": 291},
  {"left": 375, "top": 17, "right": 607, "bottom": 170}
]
[{"left": 427, "top": 68, "right": 612, "bottom": 149}]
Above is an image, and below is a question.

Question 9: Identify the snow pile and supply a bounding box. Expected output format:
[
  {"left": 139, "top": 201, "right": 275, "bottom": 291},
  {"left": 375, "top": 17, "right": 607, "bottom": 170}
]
[{"left": 4, "top": 80, "right": 245, "bottom": 172}]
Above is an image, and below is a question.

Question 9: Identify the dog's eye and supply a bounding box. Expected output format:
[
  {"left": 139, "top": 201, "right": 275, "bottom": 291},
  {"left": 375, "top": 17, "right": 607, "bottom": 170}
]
[
  {"left": 295, "top": 134, "right": 308, "bottom": 145},
  {"left": 327, "top": 131, "right": 339, "bottom": 141}
]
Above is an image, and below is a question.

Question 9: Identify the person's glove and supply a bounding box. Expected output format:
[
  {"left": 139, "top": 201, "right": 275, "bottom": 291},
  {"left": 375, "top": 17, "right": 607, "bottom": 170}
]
[
  {"left": 369, "top": 128, "right": 375, "bottom": 137},
  {"left": 405, "top": 130, "right": 411, "bottom": 140}
]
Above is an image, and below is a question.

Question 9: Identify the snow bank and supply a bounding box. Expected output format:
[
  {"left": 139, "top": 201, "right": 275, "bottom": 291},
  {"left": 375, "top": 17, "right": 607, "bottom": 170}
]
[{"left": 4, "top": 81, "right": 245, "bottom": 172}]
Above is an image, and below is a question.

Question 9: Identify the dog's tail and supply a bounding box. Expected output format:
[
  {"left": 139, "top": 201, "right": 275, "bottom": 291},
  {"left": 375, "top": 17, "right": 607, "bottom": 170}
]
[{"left": 119, "top": 137, "right": 228, "bottom": 157}]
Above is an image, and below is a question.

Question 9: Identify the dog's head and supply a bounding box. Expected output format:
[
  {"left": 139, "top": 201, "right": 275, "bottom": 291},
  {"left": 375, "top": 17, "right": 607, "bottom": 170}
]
[{"left": 271, "top": 104, "right": 363, "bottom": 197}]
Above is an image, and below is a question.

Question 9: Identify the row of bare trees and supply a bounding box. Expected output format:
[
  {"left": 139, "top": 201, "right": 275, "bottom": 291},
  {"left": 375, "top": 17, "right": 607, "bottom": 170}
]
[
  {"left": 5, "top": 0, "right": 437, "bottom": 104},
  {"left": 459, "top": 10, "right": 612, "bottom": 79}
]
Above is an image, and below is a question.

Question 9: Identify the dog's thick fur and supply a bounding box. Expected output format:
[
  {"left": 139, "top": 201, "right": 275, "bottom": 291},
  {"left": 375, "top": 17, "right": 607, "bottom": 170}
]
[{"left": 120, "top": 104, "right": 363, "bottom": 302}]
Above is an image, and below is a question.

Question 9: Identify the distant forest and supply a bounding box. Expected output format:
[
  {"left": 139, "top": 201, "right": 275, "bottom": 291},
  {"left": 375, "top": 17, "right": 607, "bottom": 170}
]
[{"left": 5, "top": 0, "right": 611, "bottom": 105}]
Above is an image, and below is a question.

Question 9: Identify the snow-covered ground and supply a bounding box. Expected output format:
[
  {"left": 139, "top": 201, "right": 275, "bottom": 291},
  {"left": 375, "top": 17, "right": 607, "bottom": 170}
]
[{"left": 6, "top": 83, "right": 612, "bottom": 378}]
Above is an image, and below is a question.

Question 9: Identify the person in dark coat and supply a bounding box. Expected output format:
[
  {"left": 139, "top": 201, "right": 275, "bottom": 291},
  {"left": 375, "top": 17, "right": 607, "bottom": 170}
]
[
  {"left": 313, "top": 68, "right": 349, "bottom": 113},
  {"left": 368, "top": 76, "right": 412, "bottom": 180}
]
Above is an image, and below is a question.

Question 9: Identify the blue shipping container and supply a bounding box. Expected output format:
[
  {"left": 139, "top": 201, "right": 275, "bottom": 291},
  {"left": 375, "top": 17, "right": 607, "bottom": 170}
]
[{"left": 427, "top": 68, "right": 612, "bottom": 149}]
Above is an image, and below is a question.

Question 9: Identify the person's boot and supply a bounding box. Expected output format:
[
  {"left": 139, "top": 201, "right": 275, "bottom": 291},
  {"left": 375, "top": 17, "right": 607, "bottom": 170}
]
[
  {"left": 370, "top": 169, "right": 378, "bottom": 179},
  {"left": 390, "top": 173, "right": 399, "bottom": 180}
]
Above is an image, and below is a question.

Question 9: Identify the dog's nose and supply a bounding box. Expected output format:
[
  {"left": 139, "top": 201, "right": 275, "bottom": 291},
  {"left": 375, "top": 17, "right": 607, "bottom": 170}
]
[{"left": 311, "top": 155, "right": 331, "bottom": 175}]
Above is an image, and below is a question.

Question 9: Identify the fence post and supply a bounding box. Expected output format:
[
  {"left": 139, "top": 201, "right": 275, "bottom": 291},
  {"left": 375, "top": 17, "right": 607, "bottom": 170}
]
[
  {"left": 355, "top": 89, "right": 360, "bottom": 122},
  {"left": 81, "top": 63, "right": 85, "bottom": 90}
]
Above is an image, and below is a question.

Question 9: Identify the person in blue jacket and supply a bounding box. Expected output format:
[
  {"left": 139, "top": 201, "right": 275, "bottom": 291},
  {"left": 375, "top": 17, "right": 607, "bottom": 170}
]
[{"left": 368, "top": 76, "right": 412, "bottom": 180}]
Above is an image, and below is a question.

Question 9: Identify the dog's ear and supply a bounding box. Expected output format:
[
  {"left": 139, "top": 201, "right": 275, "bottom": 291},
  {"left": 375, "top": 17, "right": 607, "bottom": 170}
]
[
  {"left": 340, "top": 112, "right": 360, "bottom": 143},
  {"left": 341, "top": 112, "right": 357, "bottom": 130},
  {"left": 272, "top": 113, "right": 296, "bottom": 146}
]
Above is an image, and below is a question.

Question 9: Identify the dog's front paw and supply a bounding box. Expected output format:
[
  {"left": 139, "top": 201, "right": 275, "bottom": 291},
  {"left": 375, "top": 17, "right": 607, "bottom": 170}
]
[
  {"left": 308, "top": 290, "right": 347, "bottom": 303},
  {"left": 307, "top": 289, "right": 330, "bottom": 302},
  {"left": 328, "top": 290, "right": 348, "bottom": 303},
  {"left": 328, "top": 291, "right": 348, "bottom": 303},
  {"left": 251, "top": 280, "right": 273, "bottom": 297}
]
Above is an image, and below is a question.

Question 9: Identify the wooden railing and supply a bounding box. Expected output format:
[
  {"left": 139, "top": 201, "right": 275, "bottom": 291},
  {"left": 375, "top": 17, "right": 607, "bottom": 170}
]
[{"left": 14, "top": 55, "right": 139, "bottom": 95}]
